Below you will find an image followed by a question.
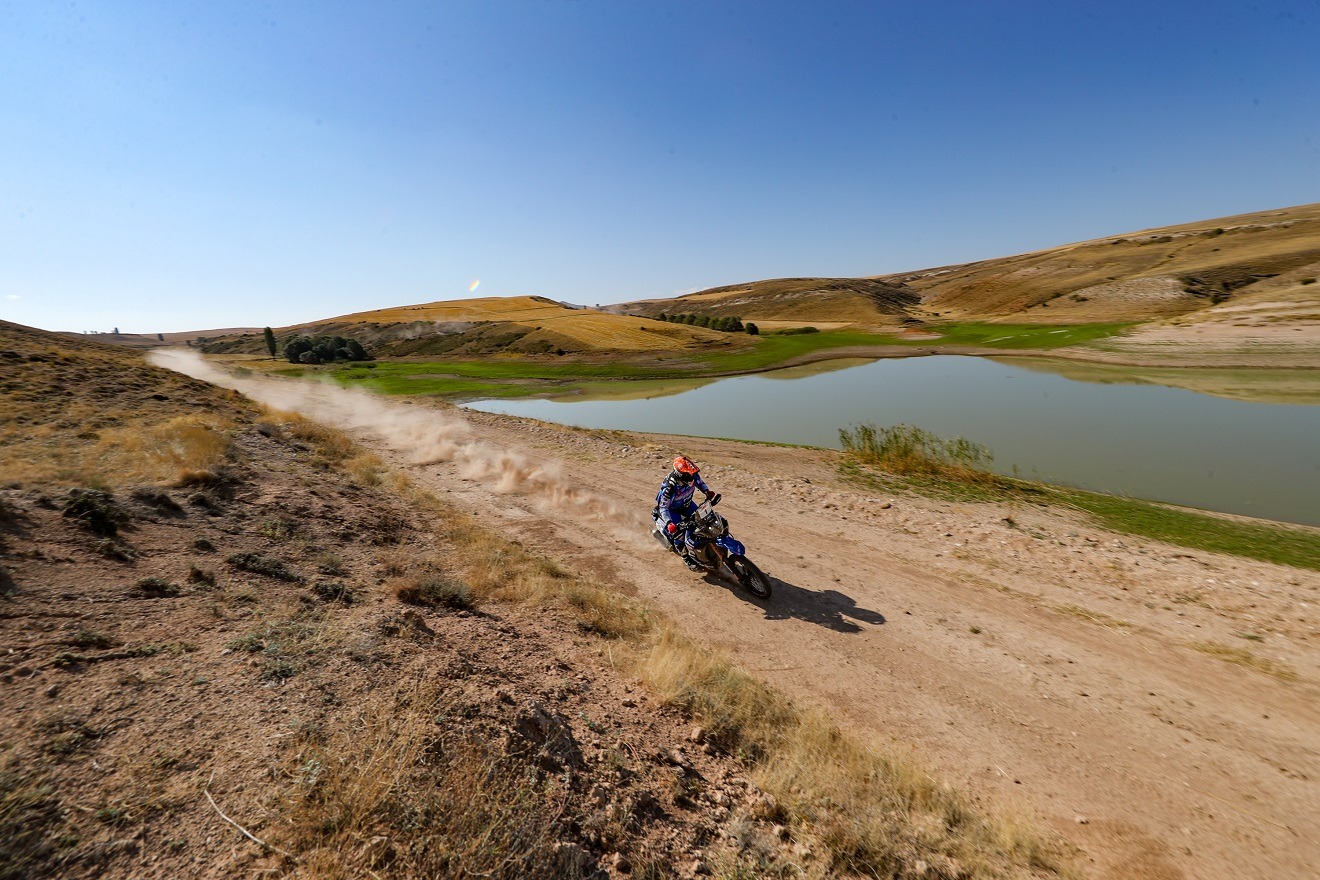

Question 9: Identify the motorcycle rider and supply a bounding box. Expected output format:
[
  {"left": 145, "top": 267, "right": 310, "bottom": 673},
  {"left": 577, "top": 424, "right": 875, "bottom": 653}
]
[{"left": 656, "top": 455, "right": 717, "bottom": 571}]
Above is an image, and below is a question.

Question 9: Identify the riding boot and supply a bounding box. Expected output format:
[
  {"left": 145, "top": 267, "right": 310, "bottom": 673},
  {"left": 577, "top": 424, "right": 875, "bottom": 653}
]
[{"left": 681, "top": 544, "right": 702, "bottom": 571}]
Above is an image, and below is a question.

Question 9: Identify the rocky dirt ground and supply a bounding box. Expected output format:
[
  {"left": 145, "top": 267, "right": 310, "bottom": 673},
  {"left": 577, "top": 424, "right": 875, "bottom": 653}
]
[
  {"left": 0, "top": 419, "right": 813, "bottom": 879},
  {"left": 370, "top": 407, "right": 1320, "bottom": 880}
]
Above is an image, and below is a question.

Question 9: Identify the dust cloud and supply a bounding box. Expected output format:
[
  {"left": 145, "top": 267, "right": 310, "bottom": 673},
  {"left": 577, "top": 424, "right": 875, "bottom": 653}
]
[{"left": 148, "top": 349, "right": 649, "bottom": 533}]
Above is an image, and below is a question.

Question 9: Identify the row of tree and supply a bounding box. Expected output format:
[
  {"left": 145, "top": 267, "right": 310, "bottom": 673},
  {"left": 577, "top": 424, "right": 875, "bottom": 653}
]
[
  {"left": 260, "top": 327, "right": 373, "bottom": 364},
  {"left": 654, "top": 313, "right": 759, "bottom": 334},
  {"left": 281, "top": 334, "right": 373, "bottom": 365}
]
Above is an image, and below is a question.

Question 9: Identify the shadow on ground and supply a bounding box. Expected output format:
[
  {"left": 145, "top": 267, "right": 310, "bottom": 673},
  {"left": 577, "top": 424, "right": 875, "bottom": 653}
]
[{"left": 703, "top": 571, "right": 885, "bottom": 634}]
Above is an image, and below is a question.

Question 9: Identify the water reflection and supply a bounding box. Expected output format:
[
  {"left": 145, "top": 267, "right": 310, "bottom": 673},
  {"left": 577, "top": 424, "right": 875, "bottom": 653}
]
[{"left": 994, "top": 357, "right": 1320, "bottom": 406}]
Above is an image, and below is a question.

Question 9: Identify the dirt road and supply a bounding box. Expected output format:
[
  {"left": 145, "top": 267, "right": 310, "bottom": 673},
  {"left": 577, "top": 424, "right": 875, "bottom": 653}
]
[
  {"left": 401, "top": 410, "right": 1319, "bottom": 880},
  {"left": 157, "top": 352, "right": 1320, "bottom": 880}
]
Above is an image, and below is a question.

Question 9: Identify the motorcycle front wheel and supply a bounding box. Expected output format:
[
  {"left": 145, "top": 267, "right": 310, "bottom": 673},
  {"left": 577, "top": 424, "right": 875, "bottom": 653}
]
[{"left": 728, "top": 555, "right": 772, "bottom": 599}]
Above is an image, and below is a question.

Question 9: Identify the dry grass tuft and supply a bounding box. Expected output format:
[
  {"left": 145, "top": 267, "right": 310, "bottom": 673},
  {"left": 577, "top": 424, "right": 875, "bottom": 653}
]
[
  {"left": 1189, "top": 640, "right": 1297, "bottom": 680},
  {"left": 0, "top": 762, "right": 69, "bottom": 878},
  {"left": 448, "top": 518, "right": 650, "bottom": 640},
  {"left": 96, "top": 414, "right": 233, "bottom": 485},
  {"left": 282, "top": 413, "right": 367, "bottom": 465},
  {"left": 392, "top": 574, "right": 474, "bottom": 609},
  {"left": 0, "top": 322, "right": 250, "bottom": 487},
  {"left": 642, "top": 628, "right": 793, "bottom": 755},
  {"left": 279, "top": 672, "right": 588, "bottom": 880},
  {"left": 641, "top": 629, "right": 1074, "bottom": 878},
  {"left": 1052, "top": 604, "right": 1133, "bottom": 630},
  {"left": 342, "top": 452, "right": 387, "bottom": 486}
]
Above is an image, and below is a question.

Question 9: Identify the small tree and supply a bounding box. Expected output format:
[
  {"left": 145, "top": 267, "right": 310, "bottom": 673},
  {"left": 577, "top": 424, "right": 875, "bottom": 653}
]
[
  {"left": 113, "top": 327, "right": 120, "bottom": 335},
  {"left": 157, "top": 333, "right": 164, "bottom": 342},
  {"left": 263, "top": 326, "right": 277, "bottom": 358},
  {"left": 745, "top": 323, "right": 759, "bottom": 335}
]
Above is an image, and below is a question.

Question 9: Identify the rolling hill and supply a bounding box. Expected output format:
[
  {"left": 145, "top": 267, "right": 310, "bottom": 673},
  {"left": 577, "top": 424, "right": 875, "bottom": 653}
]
[
  {"left": 171, "top": 202, "right": 1320, "bottom": 366},
  {"left": 60, "top": 327, "right": 262, "bottom": 349},
  {"left": 890, "top": 201, "right": 1320, "bottom": 325},
  {"left": 610, "top": 277, "right": 919, "bottom": 330},
  {"left": 614, "top": 202, "right": 1320, "bottom": 336},
  {"left": 201, "top": 295, "right": 747, "bottom": 359}
]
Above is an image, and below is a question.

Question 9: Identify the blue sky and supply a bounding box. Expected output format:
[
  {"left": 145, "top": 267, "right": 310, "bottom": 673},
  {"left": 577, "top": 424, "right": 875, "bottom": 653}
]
[{"left": 2, "top": 1, "right": 1317, "bottom": 333}]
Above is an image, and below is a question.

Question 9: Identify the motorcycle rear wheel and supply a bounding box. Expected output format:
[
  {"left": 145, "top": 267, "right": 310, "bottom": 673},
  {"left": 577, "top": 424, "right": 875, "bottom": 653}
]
[{"left": 728, "top": 555, "right": 772, "bottom": 599}]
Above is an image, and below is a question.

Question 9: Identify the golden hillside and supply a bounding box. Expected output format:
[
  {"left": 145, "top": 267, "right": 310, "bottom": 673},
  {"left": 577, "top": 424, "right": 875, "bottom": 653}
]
[
  {"left": 0, "top": 320, "right": 248, "bottom": 486},
  {"left": 614, "top": 203, "right": 1320, "bottom": 334},
  {"left": 186, "top": 203, "right": 1320, "bottom": 362},
  {"left": 889, "top": 202, "right": 1320, "bottom": 324},
  {"left": 617, "top": 278, "right": 918, "bottom": 328},
  {"left": 202, "top": 295, "right": 743, "bottom": 358}
]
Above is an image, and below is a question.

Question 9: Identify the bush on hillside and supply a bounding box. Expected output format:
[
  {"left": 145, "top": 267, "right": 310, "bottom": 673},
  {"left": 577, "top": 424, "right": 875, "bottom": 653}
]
[{"left": 283, "top": 335, "right": 373, "bottom": 365}]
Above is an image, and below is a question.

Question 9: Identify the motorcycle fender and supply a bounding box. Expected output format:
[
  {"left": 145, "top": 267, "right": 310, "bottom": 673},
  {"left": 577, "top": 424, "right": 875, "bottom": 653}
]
[{"left": 716, "top": 535, "right": 745, "bottom": 557}]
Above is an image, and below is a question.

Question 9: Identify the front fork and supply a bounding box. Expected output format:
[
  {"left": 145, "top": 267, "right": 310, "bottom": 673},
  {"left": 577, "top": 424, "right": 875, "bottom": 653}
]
[{"left": 696, "top": 543, "right": 726, "bottom": 570}]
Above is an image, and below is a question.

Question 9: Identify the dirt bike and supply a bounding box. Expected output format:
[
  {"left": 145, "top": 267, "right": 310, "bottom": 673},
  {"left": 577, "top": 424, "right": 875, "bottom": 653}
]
[{"left": 651, "top": 494, "right": 772, "bottom": 599}]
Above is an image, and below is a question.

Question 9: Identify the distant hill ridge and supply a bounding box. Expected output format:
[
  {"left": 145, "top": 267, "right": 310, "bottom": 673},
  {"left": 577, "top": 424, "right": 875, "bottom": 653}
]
[
  {"left": 198, "top": 294, "right": 746, "bottom": 358},
  {"left": 617, "top": 201, "right": 1320, "bottom": 328},
  {"left": 613, "top": 277, "right": 918, "bottom": 327},
  {"left": 90, "top": 201, "right": 1320, "bottom": 354},
  {"left": 883, "top": 201, "right": 1320, "bottom": 324}
]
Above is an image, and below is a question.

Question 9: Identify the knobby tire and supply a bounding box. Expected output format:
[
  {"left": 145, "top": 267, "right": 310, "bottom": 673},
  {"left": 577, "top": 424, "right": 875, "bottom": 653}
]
[{"left": 729, "top": 555, "right": 772, "bottom": 599}]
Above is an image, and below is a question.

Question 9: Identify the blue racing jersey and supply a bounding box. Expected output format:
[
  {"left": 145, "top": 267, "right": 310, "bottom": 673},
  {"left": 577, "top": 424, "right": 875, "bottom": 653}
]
[{"left": 656, "top": 472, "right": 710, "bottom": 524}]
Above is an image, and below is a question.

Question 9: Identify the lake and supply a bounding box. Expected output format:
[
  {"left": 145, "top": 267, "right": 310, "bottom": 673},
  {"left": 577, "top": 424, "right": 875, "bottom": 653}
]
[{"left": 464, "top": 355, "right": 1320, "bottom": 527}]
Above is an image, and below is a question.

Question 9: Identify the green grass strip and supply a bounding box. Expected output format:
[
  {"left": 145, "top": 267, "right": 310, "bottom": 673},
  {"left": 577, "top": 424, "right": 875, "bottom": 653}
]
[
  {"left": 1048, "top": 487, "right": 1320, "bottom": 571},
  {"left": 692, "top": 330, "right": 908, "bottom": 372},
  {"left": 839, "top": 458, "right": 1320, "bottom": 571},
  {"left": 928, "top": 322, "right": 1134, "bottom": 349}
]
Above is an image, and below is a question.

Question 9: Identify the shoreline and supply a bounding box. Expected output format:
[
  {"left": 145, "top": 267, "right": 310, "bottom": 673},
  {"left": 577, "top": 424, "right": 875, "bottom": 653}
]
[{"left": 458, "top": 406, "right": 1320, "bottom": 539}]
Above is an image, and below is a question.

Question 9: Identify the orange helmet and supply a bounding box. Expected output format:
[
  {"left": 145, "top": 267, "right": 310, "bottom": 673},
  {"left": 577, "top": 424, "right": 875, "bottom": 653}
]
[{"left": 672, "top": 455, "right": 699, "bottom": 481}]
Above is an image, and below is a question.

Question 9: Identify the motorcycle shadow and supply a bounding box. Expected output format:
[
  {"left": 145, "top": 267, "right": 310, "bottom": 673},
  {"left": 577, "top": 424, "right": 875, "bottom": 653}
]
[{"left": 701, "top": 571, "right": 885, "bottom": 634}]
